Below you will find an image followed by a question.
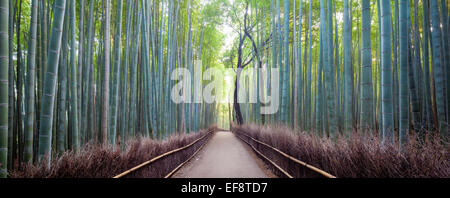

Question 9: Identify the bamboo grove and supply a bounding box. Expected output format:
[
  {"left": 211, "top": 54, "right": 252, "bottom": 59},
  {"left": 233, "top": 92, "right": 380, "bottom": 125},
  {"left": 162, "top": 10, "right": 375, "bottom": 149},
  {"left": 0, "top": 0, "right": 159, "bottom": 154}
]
[
  {"left": 0, "top": 0, "right": 222, "bottom": 177},
  {"left": 0, "top": 0, "right": 449, "bottom": 178},
  {"left": 225, "top": 0, "right": 449, "bottom": 145}
]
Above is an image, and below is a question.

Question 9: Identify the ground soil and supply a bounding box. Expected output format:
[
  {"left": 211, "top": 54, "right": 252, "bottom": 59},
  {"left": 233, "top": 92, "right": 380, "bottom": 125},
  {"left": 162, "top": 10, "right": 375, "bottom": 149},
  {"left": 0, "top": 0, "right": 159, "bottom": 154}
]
[{"left": 172, "top": 131, "right": 276, "bottom": 178}]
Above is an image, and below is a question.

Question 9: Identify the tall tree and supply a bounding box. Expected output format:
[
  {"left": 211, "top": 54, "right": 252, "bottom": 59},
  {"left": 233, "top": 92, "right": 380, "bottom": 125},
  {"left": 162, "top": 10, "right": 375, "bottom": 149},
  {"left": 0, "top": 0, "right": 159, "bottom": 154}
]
[
  {"left": 324, "top": 0, "right": 336, "bottom": 137},
  {"left": 24, "top": 0, "right": 38, "bottom": 162},
  {"left": 77, "top": 0, "right": 85, "bottom": 136},
  {"left": 57, "top": 5, "right": 69, "bottom": 154},
  {"left": 316, "top": 0, "right": 326, "bottom": 135},
  {"left": 38, "top": 0, "right": 67, "bottom": 164},
  {"left": 39, "top": 1, "right": 48, "bottom": 137},
  {"left": 307, "top": 0, "right": 312, "bottom": 131},
  {"left": 109, "top": 0, "right": 123, "bottom": 146},
  {"left": 120, "top": 0, "right": 133, "bottom": 145},
  {"left": 343, "top": 0, "right": 352, "bottom": 133},
  {"left": 54, "top": 0, "right": 70, "bottom": 155},
  {"left": 409, "top": 0, "right": 421, "bottom": 135},
  {"left": 232, "top": 2, "right": 262, "bottom": 125},
  {"left": 360, "top": 0, "right": 373, "bottom": 132},
  {"left": 280, "top": 0, "right": 290, "bottom": 123},
  {"left": 380, "top": 0, "right": 394, "bottom": 143},
  {"left": 422, "top": 0, "right": 433, "bottom": 131},
  {"left": 429, "top": 0, "right": 448, "bottom": 135},
  {"left": 128, "top": 3, "right": 141, "bottom": 139},
  {"left": 0, "top": 0, "right": 9, "bottom": 178},
  {"left": 440, "top": 0, "right": 450, "bottom": 121},
  {"left": 15, "top": 0, "right": 23, "bottom": 167},
  {"left": 70, "top": 0, "right": 79, "bottom": 150},
  {"left": 399, "top": 0, "right": 409, "bottom": 146},
  {"left": 82, "top": 0, "right": 95, "bottom": 144},
  {"left": 294, "top": 0, "right": 303, "bottom": 129},
  {"left": 102, "top": 0, "right": 111, "bottom": 144},
  {"left": 7, "top": 0, "right": 14, "bottom": 171}
]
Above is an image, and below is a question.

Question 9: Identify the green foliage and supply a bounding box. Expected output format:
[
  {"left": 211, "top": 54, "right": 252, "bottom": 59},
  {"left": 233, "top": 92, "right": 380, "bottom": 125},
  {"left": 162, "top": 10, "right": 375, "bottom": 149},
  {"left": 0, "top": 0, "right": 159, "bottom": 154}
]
[{"left": 4, "top": 0, "right": 450, "bottom": 176}]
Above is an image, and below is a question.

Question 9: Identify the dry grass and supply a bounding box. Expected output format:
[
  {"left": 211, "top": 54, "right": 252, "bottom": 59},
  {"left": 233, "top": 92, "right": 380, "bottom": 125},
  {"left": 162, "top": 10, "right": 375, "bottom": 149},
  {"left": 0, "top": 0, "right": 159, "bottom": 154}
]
[
  {"left": 232, "top": 124, "right": 449, "bottom": 178},
  {"left": 10, "top": 126, "right": 217, "bottom": 178}
]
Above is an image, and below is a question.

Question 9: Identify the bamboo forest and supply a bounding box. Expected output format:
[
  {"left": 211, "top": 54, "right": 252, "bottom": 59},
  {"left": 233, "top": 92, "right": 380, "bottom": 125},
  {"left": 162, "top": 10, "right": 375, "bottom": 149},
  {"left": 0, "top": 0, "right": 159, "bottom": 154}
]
[{"left": 0, "top": 0, "right": 449, "bottom": 179}]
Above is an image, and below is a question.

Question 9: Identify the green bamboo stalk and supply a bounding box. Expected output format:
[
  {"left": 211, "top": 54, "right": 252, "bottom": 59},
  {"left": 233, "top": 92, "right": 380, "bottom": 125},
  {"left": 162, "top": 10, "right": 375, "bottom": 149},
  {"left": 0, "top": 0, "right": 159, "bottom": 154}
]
[
  {"left": 41, "top": 0, "right": 47, "bottom": 107},
  {"left": 82, "top": 0, "right": 95, "bottom": 145},
  {"left": 0, "top": 0, "right": 9, "bottom": 178},
  {"left": 399, "top": 0, "right": 409, "bottom": 146},
  {"left": 24, "top": 0, "right": 38, "bottom": 163},
  {"left": 35, "top": 0, "right": 41, "bottom": 158},
  {"left": 430, "top": 0, "right": 448, "bottom": 135},
  {"left": 101, "top": 0, "right": 111, "bottom": 144},
  {"left": 119, "top": 0, "right": 133, "bottom": 146},
  {"left": 392, "top": 0, "right": 399, "bottom": 133},
  {"left": 7, "top": 0, "right": 14, "bottom": 171},
  {"left": 149, "top": 0, "right": 157, "bottom": 136},
  {"left": 38, "top": 0, "right": 67, "bottom": 165},
  {"left": 360, "top": 0, "right": 374, "bottom": 132},
  {"left": 141, "top": 0, "right": 151, "bottom": 138},
  {"left": 183, "top": 0, "right": 192, "bottom": 131},
  {"left": 307, "top": 0, "right": 312, "bottom": 131},
  {"left": 343, "top": 0, "right": 352, "bottom": 133},
  {"left": 77, "top": 0, "right": 85, "bottom": 136},
  {"left": 299, "top": 0, "right": 304, "bottom": 130},
  {"left": 293, "top": 0, "right": 298, "bottom": 129},
  {"left": 95, "top": 9, "right": 104, "bottom": 143},
  {"left": 409, "top": 0, "right": 421, "bottom": 134},
  {"left": 422, "top": 0, "right": 433, "bottom": 130},
  {"left": 325, "top": 0, "right": 336, "bottom": 137},
  {"left": 57, "top": 6, "right": 69, "bottom": 154},
  {"left": 318, "top": 0, "right": 326, "bottom": 134},
  {"left": 165, "top": 0, "right": 176, "bottom": 134},
  {"left": 15, "top": 0, "right": 24, "bottom": 167},
  {"left": 109, "top": 0, "right": 123, "bottom": 146},
  {"left": 129, "top": 3, "right": 142, "bottom": 138},
  {"left": 380, "top": 0, "right": 394, "bottom": 143},
  {"left": 69, "top": 0, "right": 79, "bottom": 150},
  {"left": 440, "top": 0, "right": 450, "bottom": 120},
  {"left": 316, "top": 0, "right": 326, "bottom": 134}
]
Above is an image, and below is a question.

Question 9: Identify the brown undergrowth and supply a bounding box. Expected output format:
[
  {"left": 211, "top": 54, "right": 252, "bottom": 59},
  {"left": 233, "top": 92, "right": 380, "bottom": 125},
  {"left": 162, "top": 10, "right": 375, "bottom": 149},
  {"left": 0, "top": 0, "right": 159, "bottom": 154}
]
[
  {"left": 10, "top": 126, "right": 217, "bottom": 178},
  {"left": 232, "top": 124, "right": 449, "bottom": 178}
]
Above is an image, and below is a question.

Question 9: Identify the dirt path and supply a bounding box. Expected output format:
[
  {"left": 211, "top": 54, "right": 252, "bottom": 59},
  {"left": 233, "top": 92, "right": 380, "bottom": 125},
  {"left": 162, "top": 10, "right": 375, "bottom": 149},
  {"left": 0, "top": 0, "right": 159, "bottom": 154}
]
[{"left": 172, "top": 131, "right": 276, "bottom": 178}]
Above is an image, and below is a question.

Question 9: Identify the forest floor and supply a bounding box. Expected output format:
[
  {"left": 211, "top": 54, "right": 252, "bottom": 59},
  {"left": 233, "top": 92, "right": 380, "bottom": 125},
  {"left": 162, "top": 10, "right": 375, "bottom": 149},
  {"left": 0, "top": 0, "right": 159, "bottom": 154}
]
[{"left": 172, "top": 131, "right": 276, "bottom": 178}]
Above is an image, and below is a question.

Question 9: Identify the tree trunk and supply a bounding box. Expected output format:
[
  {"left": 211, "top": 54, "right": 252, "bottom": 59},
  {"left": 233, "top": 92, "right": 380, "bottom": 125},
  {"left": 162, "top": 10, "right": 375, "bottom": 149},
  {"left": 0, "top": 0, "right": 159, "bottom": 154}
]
[
  {"left": 343, "top": 0, "right": 352, "bottom": 133},
  {"left": 69, "top": 0, "right": 79, "bottom": 150},
  {"left": 109, "top": 0, "right": 123, "bottom": 146},
  {"left": 399, "top": 0, "right": 409, "bottom": 146},
  {"left": 430, "top": 0, "right": 448, "bottom": 135},
  {"left": 38, "top": 0, "right": 67, "bottom": 165},
  {"left": 360, "top": 0, "right": 374, "bottom": 132},
  {"left": 24, "top": 0, "right": 38, "bottom": 163},
  {"left": 101, "top": 0, "right": 111, "bottom": 145},
  {"left": 0, "top": 0, "right": 9, "bottom": 178},
  {"left": 380, "top": 0, "right": 394, "bottom": 143}
]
